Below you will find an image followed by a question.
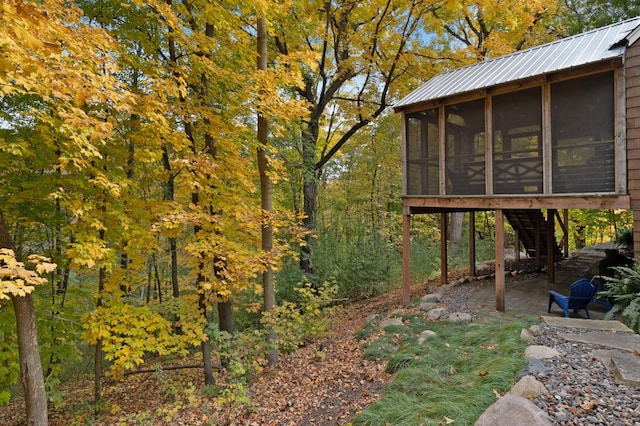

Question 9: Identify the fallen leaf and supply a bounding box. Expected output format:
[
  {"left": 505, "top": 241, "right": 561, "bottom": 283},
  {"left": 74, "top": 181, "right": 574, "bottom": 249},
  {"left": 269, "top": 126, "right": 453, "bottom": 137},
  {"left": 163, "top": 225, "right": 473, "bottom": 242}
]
[
  {"left": 478, "top": 371, "right": 489, "bottom": 377},
  {"left": 443, "top": 415, "right": 455, "bottom": 424}
]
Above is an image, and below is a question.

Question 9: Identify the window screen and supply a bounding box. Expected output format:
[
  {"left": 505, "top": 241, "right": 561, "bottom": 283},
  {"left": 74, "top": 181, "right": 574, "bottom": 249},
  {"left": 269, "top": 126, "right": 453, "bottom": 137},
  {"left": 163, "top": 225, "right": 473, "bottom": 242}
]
[
  {"left": 492, "top": 87, "right": 543, "bottom": 194},
  {"left": 406, "top": 109, "right": 439, "bottom": 195},
  {"left": 445, "top": 99, "right": 485, "bottom": 195},
  {"left": 551, "top": 72, "right": 614, "bottom": 193}
]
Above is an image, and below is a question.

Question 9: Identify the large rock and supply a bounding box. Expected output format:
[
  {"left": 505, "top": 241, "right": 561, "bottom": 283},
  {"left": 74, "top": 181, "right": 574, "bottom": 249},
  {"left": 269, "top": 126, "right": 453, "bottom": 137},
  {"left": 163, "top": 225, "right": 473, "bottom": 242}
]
[
  {"left": 524, "top": 345, "right": 562, "bottom": 360},
  {"left": 421, "top": 293, "right": 441, "bottom": 303},
  {"left": 365, "top": 314, "right": 380, "bottom": 323},
  {"left": 509, "top": 375, "right": 547, "bottom": 399},
  {"left": 417, "top": 330, "right": 437, "bottom": 344},
  {"left": 475, "top": 394, "right": 553, "bottom": 426},
  {"left": 528, "top": 325, "right": 542, "bottom": 336},
  {"left": 427, "top": 307, "right": 448, "bottom": 321},
  {"left": 419, "top": 301, "right": 438, "bottom": 311},
  {"left": 448, "top": 312, "right": 472, "bottom": 325},
  {"left": 520, "top": 328, "right": 534, "bottom": 343},
  {"left": 379, "top": 318, "right": 403, "bottom": 330},
  {"left": 518, "top": 359, "right": 551, "bottom": 379}
]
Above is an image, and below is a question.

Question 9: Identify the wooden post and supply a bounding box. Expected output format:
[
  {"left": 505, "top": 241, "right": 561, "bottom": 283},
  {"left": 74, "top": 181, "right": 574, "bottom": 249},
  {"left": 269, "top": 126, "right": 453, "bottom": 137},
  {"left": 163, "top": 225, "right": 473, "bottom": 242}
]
[
  {"left": 547, "top": 209, "right": 556, "bottom": 283},
  {"left": 495, "top": 209, "right": 505, "bottom": 312},
  {"left": 563, "top": 209, "right": 569, "bottom": 257},
  {"left": 440, "top": 212, "right": 448, "bottom": 285},
  {"left": 469, "top": 212, "right": 476, "bottom": 277},
  {"left": 535, "top": 210, "right": 542, "bottom": 271},
  {"left": 402, "top": 212, "right": 411, "bottom": 306},
  {"left": 514, "top": 229, "right": 521, "bottom": 261}
]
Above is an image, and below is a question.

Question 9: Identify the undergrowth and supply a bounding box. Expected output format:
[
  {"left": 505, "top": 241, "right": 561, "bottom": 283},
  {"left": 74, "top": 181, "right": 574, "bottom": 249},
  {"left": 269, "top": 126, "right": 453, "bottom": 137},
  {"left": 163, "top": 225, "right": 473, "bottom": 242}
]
[
  {"left": 600, "top": 264, "right": 640, "bottom": 332},
  {"left": 352, "top": 313, "right": 535, "bottom": 426}
]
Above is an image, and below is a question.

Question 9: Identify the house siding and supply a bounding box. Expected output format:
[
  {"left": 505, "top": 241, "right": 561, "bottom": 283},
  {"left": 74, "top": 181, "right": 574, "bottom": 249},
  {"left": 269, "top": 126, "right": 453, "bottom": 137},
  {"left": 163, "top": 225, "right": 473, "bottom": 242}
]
[{"left": 625, "top": 42, "right": 640, "bottom": 257}]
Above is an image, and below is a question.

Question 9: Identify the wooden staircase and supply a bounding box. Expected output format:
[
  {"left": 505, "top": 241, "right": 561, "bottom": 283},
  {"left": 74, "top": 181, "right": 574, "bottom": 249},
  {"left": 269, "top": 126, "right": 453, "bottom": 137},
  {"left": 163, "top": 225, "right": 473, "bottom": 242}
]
[{"left": 503, "top": 209, "right": 562, "bottom": 259}]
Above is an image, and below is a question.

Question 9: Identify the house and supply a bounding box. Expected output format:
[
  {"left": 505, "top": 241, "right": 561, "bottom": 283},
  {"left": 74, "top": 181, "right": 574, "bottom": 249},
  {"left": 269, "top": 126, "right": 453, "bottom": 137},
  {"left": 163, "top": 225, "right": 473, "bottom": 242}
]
[{"left": 394, "top": 17, "right": 640, "bottom": 309}]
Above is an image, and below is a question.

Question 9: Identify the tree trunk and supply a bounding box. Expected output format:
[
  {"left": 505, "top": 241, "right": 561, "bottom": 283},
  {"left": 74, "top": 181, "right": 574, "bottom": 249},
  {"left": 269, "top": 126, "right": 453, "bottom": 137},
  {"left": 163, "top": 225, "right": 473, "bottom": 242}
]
[
  {"left": 257, "top": 15, "right": 277, "bottom": 365},
  {"left": 193, "top": 191, "right": 215, "bottom": 386},
  {"left": 218, "top": 301, "right": 233, "bottom": 335},
  {"left": 161, "top": 144, "right": 179, "bottom": 298},
  {"left": 169, "top": 237, "right": 179, "bottom": 298},
  {"left": 199, "top": 290, "right": 215, "bottom": 385},
  {"left": 94, "top": 227, "right": 106, "bottom": 416},
  {"left": 299, "top": 114, "right": 320, "bottom": 275},
  {"left": 0, "top": 208, "right": 48, "bottom": 426},
  {"left": 13, "top": 294, "right": 48, "bottom": 426},
  {"left": 449, "top": 212, "right": 465, "bottom": 254}
]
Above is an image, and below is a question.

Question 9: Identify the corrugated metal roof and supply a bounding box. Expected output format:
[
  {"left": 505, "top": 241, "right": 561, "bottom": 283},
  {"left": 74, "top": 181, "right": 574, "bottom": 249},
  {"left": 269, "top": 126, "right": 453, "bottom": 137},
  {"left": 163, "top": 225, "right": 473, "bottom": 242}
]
[{"left": 395, "top": 17, "right": 640, "bottom": 110}]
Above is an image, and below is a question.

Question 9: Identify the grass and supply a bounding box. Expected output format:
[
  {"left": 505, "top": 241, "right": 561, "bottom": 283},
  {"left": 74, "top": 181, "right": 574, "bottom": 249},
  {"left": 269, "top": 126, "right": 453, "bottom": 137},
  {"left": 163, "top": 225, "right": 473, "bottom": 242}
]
[{"left": 352, "top": 313, "right": 536, "bottom": 426}]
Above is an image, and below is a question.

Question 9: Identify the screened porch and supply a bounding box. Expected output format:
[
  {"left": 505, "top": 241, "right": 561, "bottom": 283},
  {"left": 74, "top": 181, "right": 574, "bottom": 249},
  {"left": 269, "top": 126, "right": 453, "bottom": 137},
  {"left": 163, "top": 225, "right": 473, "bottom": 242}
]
[{"left": 405, "top": 72, "right": 618, "bottom": 197}]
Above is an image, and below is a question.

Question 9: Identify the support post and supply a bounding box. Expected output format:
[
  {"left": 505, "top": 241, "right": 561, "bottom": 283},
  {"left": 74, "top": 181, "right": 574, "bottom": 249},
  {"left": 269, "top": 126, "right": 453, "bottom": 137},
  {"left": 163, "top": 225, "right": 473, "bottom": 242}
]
[
  {"left": 495, "top": 209, "right": 505, "bottom": 312},
  {"left": 402, "top": 212, "right": 411, "bottom": 306},
  {"left": 469, "top": 212, "right": 476, "bottom": 277},
  {"left": 563, "top": 209, "right": 569, "bottom": 257},
  {"left": 535, "top": 210, "right": 542, "bottom": 271},
  {"left": 440, "top": 212, "right": 448, "bottom": 285},
  {"left": 547, "top": 209, "right": 556, "bottom": 283}
]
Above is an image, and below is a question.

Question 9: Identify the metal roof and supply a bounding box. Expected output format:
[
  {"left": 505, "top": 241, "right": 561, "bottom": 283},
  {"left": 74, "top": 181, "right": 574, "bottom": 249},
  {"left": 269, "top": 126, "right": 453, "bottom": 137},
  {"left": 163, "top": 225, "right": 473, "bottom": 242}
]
[{"left": 395, "top": 17, "right": 640, "bottom": 110}]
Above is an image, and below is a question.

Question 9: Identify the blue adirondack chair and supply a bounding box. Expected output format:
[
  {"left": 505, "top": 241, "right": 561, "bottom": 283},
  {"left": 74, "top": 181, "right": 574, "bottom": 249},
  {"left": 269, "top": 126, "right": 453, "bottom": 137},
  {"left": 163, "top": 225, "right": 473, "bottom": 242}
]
[{"left": 548, "top": 279, "right": 598, "bottom": 319}]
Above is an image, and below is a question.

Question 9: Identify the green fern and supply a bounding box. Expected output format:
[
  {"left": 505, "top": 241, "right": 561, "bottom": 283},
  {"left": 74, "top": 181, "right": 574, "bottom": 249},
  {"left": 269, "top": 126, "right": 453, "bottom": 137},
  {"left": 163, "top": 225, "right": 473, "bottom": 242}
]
[{"left": 599, "top": 265, "right": 640, "bottom": 332}]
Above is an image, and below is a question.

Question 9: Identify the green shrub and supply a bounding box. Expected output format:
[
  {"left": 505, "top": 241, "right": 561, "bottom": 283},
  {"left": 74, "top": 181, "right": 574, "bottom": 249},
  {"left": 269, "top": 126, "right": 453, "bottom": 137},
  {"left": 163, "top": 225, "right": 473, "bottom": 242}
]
[
  {"left": 600, "top": 264, "right": 640, "bottom": 332},
  {"left": 261, "top": 280, "right": 338, "bottom": 354}
]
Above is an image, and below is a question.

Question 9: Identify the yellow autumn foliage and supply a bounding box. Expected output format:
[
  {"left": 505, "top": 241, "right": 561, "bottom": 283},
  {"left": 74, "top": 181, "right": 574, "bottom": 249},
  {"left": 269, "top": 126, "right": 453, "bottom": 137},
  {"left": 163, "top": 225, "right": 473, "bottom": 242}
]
[{"left": 0, "top": 249, "right": 56, "bottom": 303}]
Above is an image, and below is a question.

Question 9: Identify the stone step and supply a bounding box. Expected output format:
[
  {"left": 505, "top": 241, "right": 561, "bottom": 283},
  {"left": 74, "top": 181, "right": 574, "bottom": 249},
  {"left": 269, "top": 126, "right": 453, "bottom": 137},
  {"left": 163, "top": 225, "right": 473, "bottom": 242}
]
[
  {"left": 541, "top": 316, "right": 633, "bottom": 333},
  {"left": 610, "top": 356, "right": 640, "bottom": 387},
  {"left": 541, "top": 316, "right": 640, "bottom": 386}
]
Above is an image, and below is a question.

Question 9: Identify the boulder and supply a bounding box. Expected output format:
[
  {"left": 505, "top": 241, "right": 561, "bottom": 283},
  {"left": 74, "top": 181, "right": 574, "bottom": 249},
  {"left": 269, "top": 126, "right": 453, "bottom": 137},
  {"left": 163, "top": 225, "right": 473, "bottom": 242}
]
[
  {"left": 427, "top": 307, "right": 448, "bottom": 321},
  {"left": 421, "top": 293, "right": 441, "bottom": 303},
  {"left": 475, "top": 394, "right": 553, "bottom": 426},
  {"left": 365, "top": 314, "right": 381, "bottom": 323},
  {"left": 509, "top": 375, "right": 548, "bottom": 399},
  {"left": 520, "top": 328, "right": 534, "bottom": 343},
  {"left": 417, "top": 330, "right": 437, "bottom": 344},
  {"left": 379, "top": 318, "right": 403, "bottom": 330},
  {"left": 524, "top": 345, "right": 562, "bottom": 360},
  {"left": 517, "top": 359, "right": 551, "bottom": 379},
  {"left": 448, "top": 312, "right": 472, "bottom": 325},
  {"left": 419, "top": 301, "right": 438, "bottom": 311},
  {"left": 528, "top": 325, "right": 542, "bottom": 336}
]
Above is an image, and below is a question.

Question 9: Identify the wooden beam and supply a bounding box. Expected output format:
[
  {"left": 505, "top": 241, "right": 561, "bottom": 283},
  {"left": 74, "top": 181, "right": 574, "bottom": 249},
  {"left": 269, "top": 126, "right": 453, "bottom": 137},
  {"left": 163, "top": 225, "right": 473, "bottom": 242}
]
[
  {"left": 403, "top": 195, "right": 631, "bottom": 212},
  {"left": 547, "top": 209, "right": 556, "bottom": 283},
  {"left": 402, "top": 213, "right": 411, "bottom": 306},
  {"left": 440, "top": 213, "right": 448, "bottom": 285},
  {"left": 495, "top": 209, "right": 505, "bottom": 312},
  {"left": 469, "top": 212, "right": 477, "bottom": 277}
]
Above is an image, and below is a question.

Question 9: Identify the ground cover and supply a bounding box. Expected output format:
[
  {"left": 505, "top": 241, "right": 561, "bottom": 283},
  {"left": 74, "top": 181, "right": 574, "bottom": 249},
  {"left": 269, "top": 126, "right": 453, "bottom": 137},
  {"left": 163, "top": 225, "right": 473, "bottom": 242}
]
[{"left": 0, "top": 279, "right": 535, "bottom": 425}]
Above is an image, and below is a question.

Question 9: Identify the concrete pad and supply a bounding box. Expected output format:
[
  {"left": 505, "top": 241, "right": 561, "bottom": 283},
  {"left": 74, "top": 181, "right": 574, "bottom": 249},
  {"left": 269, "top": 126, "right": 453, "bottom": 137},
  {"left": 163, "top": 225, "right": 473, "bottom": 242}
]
[
  {"left": 610, "top": 356, "right": 640, "bottom": 387},
  {"left": 560, "top": 331, "right": 640, "bottom": 352},
  {"left": 541, "top": 316, "right": 633, "bottom": 333}
]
